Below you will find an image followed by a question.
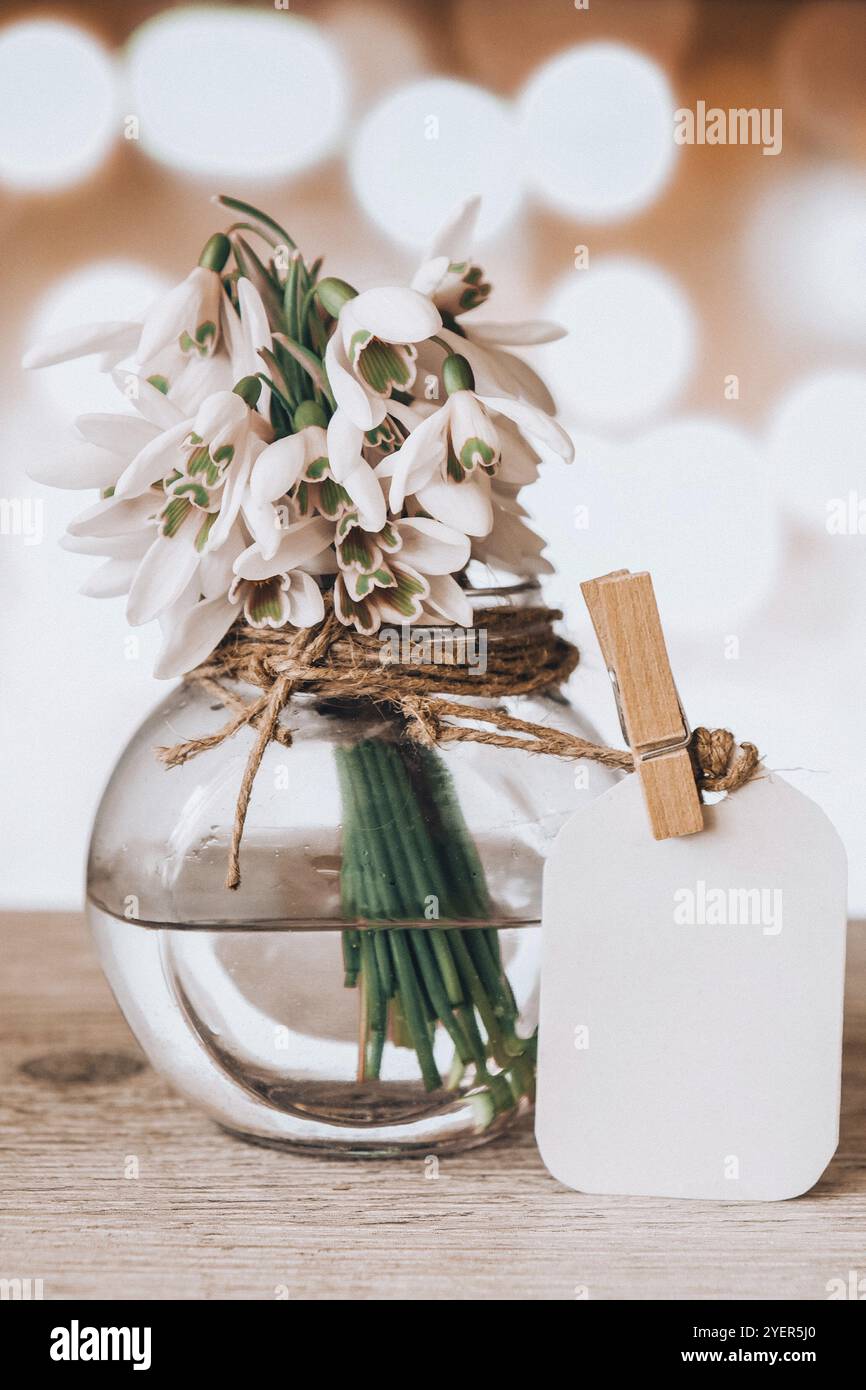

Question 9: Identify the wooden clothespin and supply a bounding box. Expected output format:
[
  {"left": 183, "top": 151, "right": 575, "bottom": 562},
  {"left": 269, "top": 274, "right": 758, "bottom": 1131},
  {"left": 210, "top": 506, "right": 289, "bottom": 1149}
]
[{"left": 581, "top": 570, "right": 703, "bottom": 840}]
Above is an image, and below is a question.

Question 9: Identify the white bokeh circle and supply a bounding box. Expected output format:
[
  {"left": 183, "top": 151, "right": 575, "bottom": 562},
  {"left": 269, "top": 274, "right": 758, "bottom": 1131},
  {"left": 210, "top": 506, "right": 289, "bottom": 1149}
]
[
  {"left": 349, "top": 78, "right": 522, "bottom": 248},
  {"left": 0, "top": 20, "right": 117, "bottom": 190},
  {"left": 125, "top": 7, "right": 347, "bottom": 179},
  {"left": 748, "top": 171, "right": 866, "bottom": 348},
  {"left": 518, "top": 42, "right": 678, "bottom": 221},
  {"left": 540, "top": 258, "right": 696, "bottom": 429},
  {"left": 526, "top": 418, "right": 782, "bottom": 635},
  {"left": 768, "top": 371, "right": 866, "bottom": 532},
  {"left": 27, "top": 261, "right": 169, "bottom": 417}
]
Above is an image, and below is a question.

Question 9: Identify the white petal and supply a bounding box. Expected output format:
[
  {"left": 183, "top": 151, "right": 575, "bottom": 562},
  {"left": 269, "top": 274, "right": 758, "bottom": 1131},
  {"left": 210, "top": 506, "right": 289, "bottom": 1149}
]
[
  {"left": 387, "top": 407, "right": 448, "bottom": 511},
  {"left": 343, "top": 460, "right": 386, "bottom": 533},
  {"left": 113, "top": 371, "right": 186, "bottom": 429},
  {"left": 325, "top": 334, "right": 382, "bottom": 430},
  {"left": 251, "top": 434, "right": 306, "bottom": 503},
  {"left": 410, "top": 255, "right": 450, "bottom": 298},
  {"left": 127, "top": 529, "right": 201, "bottom": 625},
  {"left": 22, "top": 321, "right": 139, "bottom": 370},
  {"left": 423, "top": 573, "right": 474, "bottom": 625},
  {"left": 448, "top": 390, "right": 498, "bottom": 462},
  {"left": 154, "top": 594, "right": 240, "bottom": 679},
  {"left": 208, "top": 447, "right": 254, "bottom": 549},
  {"left": 286, "top": 571, "right": 325, "bottom": 627},
  {"left": 165, "top": 352, "right": 234, "bottom": 416},
  {"left": 31, "top": 440, "right": 124, "bottom": 491},
  {"left": 495, "top": 417, "right": 540, "bottom": 485},
  {"left": 428, "top": 195, "right": 481, "bottom": 259},
  {"left": 397, "top": 516, "right": 470, "bottom": 574},
  {"left": 80, "top": 556, "right": 139, "bottom": 598},
  {"left": 67, "top": 493, "right": 157, "bottom": 538},
  {"left": 242, "top": 494, "right": 283, "bottom": 561},
  {"left": 137, "top": 266, "right": 221, "bottom": 364},
  {"left": 234, "top": 516, "right": 334, "bottom": 580},
  {"left": 61, "top": 530, "right": 150, "bottom": 558},
  {"left": 326, "top": 408, "right": 364, "bottom": 483},
  {"left": 439, "top": 328, "right": 555, "bottom": 412},
  {"left": 415, "top": 474, "right": 493, "bottom": 537},
  {"left": 478, "top": 394, "right": 574, "bottom": 462},
  {"left": 236, "top": 277, "right": 272, "bottom": 417},
  {"left": 349, "top": 286, "right": 442, "bottom": 345},
  {"left": 115, "top": 419, "right": 192, "bottom": 499},
  {"left": 479, "top": 343, "right": 557, "bottom": 413},
  {"left": 465, "top": 320, "right": 567, "bottom": 346},
  {"left": 302, "top": 546, "right": 338, "bottom": 576},
  {"left": 199, "top": 520, "right": 247, "bottom": 598},
  {"left": 193, "top": 389, "right": 248, "bottom": 442},
  {"left": 74, "top": 412, "right": 158, "bottom": 455}
]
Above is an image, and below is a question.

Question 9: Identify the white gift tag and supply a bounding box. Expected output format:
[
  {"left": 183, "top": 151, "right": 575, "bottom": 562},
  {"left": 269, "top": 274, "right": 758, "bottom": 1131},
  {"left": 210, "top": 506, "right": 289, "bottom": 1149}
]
[{"left": 536, "top": 772, "right": 847, "bottom": 1201}]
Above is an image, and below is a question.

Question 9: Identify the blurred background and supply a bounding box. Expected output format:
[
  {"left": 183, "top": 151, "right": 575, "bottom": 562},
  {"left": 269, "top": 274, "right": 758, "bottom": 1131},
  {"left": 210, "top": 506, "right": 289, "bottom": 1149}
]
[{"left": 1, "top": 0, "right": 864, "bottom": 912}]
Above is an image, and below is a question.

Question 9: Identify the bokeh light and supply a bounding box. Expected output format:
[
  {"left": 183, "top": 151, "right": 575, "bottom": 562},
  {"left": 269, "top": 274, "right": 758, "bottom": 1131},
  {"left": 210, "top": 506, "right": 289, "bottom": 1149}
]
[
  {"left": 540, "top": 258, "right": 696, "bottom": 429},
  {"left": 27, "top": 261, "right": 169, "bottom": 417},
  {"left": 349, "top": 78, "right": 522, "bottom": 248},
  {"left": 768, "top": 370, "right": 866, "bottom": 532},
  {"left": 0, "top": 20, "right": 117, "bottom": 191},
  {"left": 527, "top": 418, "right": 781, "bottom": 635},
  {"left": 748, "top": 171, "right": 866, "bottom": 347},
  {"left": 518, "top": 43, "right": 678, "bottom": 220},
  {"left": 125, "top": 6, "right": 347, "bottom": 179}
]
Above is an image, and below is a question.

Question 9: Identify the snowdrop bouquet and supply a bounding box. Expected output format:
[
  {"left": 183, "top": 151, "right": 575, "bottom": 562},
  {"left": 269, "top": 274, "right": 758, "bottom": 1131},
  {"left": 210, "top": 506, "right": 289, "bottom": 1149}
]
[
  {"left": 25, "top": 195, "right": 573, "bottom": 677},
  {"left": 29, "top": 197, "right": 585, "bottom": 1138}
]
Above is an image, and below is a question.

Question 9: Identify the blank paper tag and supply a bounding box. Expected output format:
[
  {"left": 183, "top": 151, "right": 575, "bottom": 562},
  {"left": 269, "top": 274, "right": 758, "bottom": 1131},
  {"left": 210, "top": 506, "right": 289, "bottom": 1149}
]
[{"left": 536, "top": 773, "right": 847, "bottom": 1201}]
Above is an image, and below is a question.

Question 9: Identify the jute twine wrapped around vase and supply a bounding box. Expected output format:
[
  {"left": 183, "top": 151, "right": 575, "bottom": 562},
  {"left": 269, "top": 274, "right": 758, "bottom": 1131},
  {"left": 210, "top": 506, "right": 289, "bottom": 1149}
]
[{"left": 157, "top": 597, "right": 761, "bottom": 889}]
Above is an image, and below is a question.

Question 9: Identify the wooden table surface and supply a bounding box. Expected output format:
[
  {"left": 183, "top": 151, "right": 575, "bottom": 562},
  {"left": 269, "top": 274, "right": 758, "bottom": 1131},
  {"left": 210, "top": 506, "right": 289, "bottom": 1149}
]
[{"left": 1, "top": 911, "right": 864, "bottom": 1302}]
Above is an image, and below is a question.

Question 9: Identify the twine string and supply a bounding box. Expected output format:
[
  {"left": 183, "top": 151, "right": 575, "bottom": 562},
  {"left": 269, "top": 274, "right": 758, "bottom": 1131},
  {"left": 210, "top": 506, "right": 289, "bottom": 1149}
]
[{"left": 156, "top": 598, "right": 761, "bottom": 889}]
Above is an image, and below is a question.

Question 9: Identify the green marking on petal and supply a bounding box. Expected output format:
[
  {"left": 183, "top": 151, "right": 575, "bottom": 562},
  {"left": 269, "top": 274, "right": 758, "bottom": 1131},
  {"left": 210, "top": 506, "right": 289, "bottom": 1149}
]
[
  {"left": 246, "top": 577, "right": 287, "bottom": 627},
  {"left": 459, "top": 435, "right": 495, "bottom": 473},
  {"left": 172, "top": 478, "right": 211, "bottom": 508},
  {"left": 146, "top": 374, "right": 169, "bottom": 395},
  {"left": 355, "top": 338, "right": 415, "bottom": 394},
  {"left": 337, "top": 529, "right": 375, "bottom": 569},
  {"left": 389, "top": 567, "right": 426, "bottom": 617},
  {"left": 160, "top": 495, "right": 192, "bottom": 537},
  {"left": 195, "top": 511, "right": 217, "bottom": 552},
  {"left": 377, "top": 522, "right": 400, "bottom": 552},
  {"left": 336, "top": 509, "right": 361, "bottom": 540},
  {"left": 318, "top": 477, "right": 350, "bottom": 518},
  {"left": 212, "top": 443, "right": 235, "bottom": 466},
  {"left": 305, "top": 456, "right": 329, "bottom": 481},
  {"left": 348, "top": 328, "right": 373, "bottom": 367},
  {"left": 187, "top": 446, "right": 221, "bottom": 485},
  {"left": 295, "top": 481, "right": 311, "bottom": 515}
]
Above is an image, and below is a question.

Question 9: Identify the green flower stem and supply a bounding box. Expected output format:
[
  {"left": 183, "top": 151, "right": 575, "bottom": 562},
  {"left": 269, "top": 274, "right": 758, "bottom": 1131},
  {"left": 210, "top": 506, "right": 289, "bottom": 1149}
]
[
  {"left": 359, "top": 931, "right": 386, "bottom": 1077},
  {"left": 373, "top": 928, "right": 394, "bottom": 999},
  {"left": 407, "top": 930, "right": 473, "bottom": 1068},
  {"left": 388, "top": 929, "right": 442, "bottom": 1092},
  {"left": 337, "top": 736, "right": 536, "bottom": 1109}
]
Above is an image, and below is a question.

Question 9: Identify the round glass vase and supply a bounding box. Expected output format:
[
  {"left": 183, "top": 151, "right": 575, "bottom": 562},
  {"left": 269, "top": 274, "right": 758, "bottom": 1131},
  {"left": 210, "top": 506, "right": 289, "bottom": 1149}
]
[{"left": 86, "top": 583, "right": 615, "bottom": 1156}]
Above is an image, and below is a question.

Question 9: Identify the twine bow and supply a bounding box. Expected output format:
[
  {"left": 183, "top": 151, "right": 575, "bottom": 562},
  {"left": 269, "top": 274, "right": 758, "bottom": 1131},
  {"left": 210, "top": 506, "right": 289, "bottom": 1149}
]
[{"left": 157, "top": 599, "right": 762, "bottom": 889}]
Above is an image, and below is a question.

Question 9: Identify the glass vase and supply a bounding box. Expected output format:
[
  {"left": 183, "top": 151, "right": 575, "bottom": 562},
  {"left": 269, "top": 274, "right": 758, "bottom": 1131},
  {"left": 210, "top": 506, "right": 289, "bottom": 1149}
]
[{"left": 86, "top": 584, "right": 615, "bottom": 1155}]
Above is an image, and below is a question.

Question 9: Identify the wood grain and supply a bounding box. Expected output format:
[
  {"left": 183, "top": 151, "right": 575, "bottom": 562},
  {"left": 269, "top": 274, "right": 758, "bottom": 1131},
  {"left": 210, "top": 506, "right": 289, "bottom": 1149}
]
[
  {"left": 1, "top": 912, "right": 864, "bottom": 1301},
  {"left": 582, "top": 571, "right": 704, "bottom": 840}
]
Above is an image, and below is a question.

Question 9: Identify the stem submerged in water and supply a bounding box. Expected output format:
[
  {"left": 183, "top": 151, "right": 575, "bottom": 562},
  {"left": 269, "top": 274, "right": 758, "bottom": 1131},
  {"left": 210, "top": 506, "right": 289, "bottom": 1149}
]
[{"left": 337, "top": 737, "right": 535, "bottom": 1121}]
